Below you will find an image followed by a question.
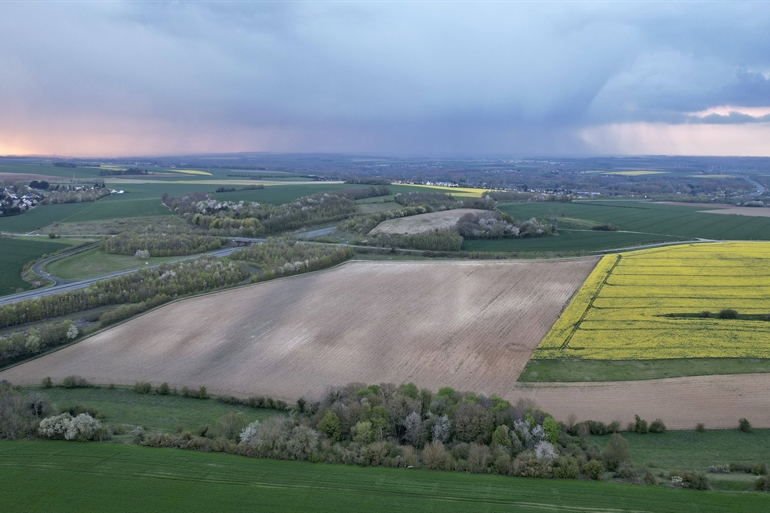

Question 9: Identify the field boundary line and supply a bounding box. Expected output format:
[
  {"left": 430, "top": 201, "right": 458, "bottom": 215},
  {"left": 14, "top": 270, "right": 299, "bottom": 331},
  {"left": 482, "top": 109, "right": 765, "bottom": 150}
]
[{"left": 561, "top": 253, "right": 621, "bottom": 350}]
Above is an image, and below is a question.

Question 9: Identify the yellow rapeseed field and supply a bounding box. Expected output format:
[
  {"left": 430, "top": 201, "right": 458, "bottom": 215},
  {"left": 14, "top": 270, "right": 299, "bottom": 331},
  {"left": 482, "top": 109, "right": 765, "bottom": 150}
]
[{"left": 532, "top": 242, "right": 770, "bottom": 360}]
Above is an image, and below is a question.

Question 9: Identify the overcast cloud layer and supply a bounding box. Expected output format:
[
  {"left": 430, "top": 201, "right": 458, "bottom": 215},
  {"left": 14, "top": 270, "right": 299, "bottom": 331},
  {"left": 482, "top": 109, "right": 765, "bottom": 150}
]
[{"left": 1, "top": 1, "right": 770, "bottom": 157}]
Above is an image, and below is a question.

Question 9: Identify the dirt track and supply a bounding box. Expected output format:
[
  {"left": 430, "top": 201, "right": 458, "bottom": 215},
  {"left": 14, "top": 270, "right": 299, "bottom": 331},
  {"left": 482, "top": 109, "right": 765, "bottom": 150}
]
[
  {"left": 0, "top": 259, "right": 596, "bottom": 401},
  {"left": 514, "top": 374, "right": 770, "bottom": 429}
]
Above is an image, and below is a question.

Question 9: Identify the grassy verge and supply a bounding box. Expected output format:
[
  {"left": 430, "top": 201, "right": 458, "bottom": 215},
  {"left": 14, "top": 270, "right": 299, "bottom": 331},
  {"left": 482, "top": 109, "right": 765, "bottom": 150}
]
[
  {"left": 20, "top": 385, "right": 280, "bottom": 434},
  {"left": 3, "top": 441, "right": 768, "bottom": 513},
  {"left": 518, "top": 358, "right": 770, "bottom": 382},
  {"left": 594, "top": 429, "right": 770, "bottom": 491},
  {"left": 45, "top": 248, "right": 179, "bottom": 280},
  {"left": 0, "top": 237, "right": 74, "bottom": 295}
]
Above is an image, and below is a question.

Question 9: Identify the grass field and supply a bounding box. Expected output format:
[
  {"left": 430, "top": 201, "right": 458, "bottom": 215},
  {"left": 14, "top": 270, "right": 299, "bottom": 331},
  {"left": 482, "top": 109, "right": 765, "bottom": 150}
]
[
  {"left": 18, "top": 386, "right": 278, "bottom": 433},
  {"left": 0, "top": 237, "right": 72, "bottom": 295},
  {"left": 594, "top": 429, "right": 770, "bottom": 491},
  {"left": 46, "top": 248, "right": 179, "bottom": 280},
  {"left": 2, "top": 442, "right": 768, "bottom": 513},
  {"left": 468, "top": 200, "right": 770, "bottom": 253},
  {"left": 532, "top": 242, "right": 770, "bottom": 361},
  {"left": 519, "top": 358, "right": 770, "bottom": 382},
  {"left": 502, "top": 200, "right": 770, "bottom": 241},
  {"left": 463, "top": 230, "right": 684, "bottom": 254}
]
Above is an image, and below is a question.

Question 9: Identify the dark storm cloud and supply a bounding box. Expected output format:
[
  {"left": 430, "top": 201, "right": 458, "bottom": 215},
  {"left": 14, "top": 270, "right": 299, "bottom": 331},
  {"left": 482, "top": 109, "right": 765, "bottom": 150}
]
[{"left": 1, "top": 1, "right": 770, "bottom": 156}]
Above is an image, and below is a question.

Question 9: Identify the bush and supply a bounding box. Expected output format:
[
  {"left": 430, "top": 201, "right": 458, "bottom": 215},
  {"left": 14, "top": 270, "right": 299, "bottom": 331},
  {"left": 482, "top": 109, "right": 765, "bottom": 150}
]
[
  {"left": 38, "top": 412, "right": 103, "bottom": 441},
  {"left": 695, "top": 423, "right": 705, "bottom": 432},
  {"left": 158, "top": 382, "right": 170, "bottom": 395},
  {"left": 754, "top": 463, "right": 768, "bottom": 476},
  {"left": 700, "top": 311, "right": 711, "bottom": 318},
  {"left": 634, "top": 415, "right": 649, "bottom": 434},
  {"left": 61, "top": 375, "right": 89, "bottom": 389},
  {"left": 422, "top": 441, "right": 450, "bottom": 470},
  {"left": 615, "top": 461, "right": 638, "bottom": 479},
  {"left": 41, "top": 377, "right": 52, "bottom": 389},
  {"left": 719, "top": 309, "right": 738, "bottom": 319},
  {"left": 134, "top": 382, "right": 152, "bottom": 394},
  {"left": 583, "top": 459, "right": 605, "bottom": 480},
  {"left": 676, "top": 471, "right": 710, "bottom": 490},
  {"left": 603, "top": 433, "right": 630, "bottom": 471},
  {"left": 552, "top": 456, "right": 579, "bottom": 479},
  {"left": 198, "top": 386, "right": 209, "bottom": 400},
  {"left": 649, "top": 418, "right": 666, "bottom": 433},
  {"left": 739, "top": 418, "right": 752, "bottom": 432},
  {"left": 755, "top": 476, "right": 770, "bottom": 491}
]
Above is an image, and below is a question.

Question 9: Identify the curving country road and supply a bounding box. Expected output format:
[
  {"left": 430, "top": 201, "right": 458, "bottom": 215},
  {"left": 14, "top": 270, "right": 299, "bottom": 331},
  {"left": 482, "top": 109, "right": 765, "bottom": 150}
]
[{"left": 0, "top": 245, "right": 247, "bottom": 307}]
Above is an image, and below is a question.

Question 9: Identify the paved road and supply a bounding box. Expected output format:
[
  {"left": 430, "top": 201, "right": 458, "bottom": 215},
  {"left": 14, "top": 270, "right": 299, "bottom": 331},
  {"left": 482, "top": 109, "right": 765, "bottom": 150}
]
[{"left": 0, "top": 246, "right": 243, "bottom": 307}]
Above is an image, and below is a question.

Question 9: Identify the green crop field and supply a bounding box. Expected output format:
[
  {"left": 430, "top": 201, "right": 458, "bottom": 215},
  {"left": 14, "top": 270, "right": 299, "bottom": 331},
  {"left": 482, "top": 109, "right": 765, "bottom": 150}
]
[
  {"left": 503, "top": 201, "right": 770, "bottom": 240},
  {"left": 0, "top": 162, "right": 99, "bottom": 179},
  {"left": 467, "top": 200, "right": 770, "bottom": 254},
  {"left": 463, "top": 229, "right": 683, "bottom": 254},
  {"left": 19, "top": 386, "right": 279, "bottom": 433},
  {"left": 45, "top": 248, "right": 179, "bottom": 280},
  {"left": 0, "top": 237, "right": 72, "bottom": 295},
  {"left": 2, "top": 442, "right": 767, "bottom": 513},
  {"left": 213, "top": 183, "right": 364, "bottom": 204},
  {"left": 594, "top": 430, "right": 770, "bottom": 491}
]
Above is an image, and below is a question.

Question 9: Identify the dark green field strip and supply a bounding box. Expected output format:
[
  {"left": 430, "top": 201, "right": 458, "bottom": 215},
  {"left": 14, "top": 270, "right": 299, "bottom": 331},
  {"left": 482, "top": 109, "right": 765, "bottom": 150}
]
[
  {"left": 519, "top": 358, "right": 770, "bottom": 382},
  {"left": 1, "top": 442, "right": 767, "bottom": 513},
  {"left": 212, "top": 183, "right": 364, "bottom": 204},
  {"left": 498, "top": 201, "right": 770, "bottom": 242},
  {"left": 462, "top": 230, "right": 683, "bottom": 253},
  {"left": 593, "top": 429, "right": 770, "bottom": 471},
  {"left": 0, "top": 163, "right": 99, "bottom": 179},
  {"left": 0, "top": 238, "right": 71, "bottom": 295},
  {"left": 0, "top": 203, "right": 97, "bottom": 232},
  {"left": 19, "top": 386, "right": 278, "bottom": 433}
]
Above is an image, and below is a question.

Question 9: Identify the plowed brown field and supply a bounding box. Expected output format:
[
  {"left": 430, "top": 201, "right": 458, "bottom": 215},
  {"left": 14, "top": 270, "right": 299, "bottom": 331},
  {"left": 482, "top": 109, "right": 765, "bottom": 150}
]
[
  {"left": 0, "top": 259, "right": 596, "bottom": 400},
  {"left": 514, "top": 374, "right": 770, "bottom": 429}
]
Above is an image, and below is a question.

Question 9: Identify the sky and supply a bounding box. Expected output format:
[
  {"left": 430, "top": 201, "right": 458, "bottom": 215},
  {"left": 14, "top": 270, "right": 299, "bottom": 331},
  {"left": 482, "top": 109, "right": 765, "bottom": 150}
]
[{"left": 1, "top": 1, "right": 770, "bottom": 157}]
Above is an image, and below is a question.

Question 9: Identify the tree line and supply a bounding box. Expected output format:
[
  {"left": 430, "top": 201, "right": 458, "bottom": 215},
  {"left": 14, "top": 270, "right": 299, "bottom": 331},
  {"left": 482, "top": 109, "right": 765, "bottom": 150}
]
[
  {"left": 162, "top": 187, "right": 390, "bottom": 237},
  {"left": 230, "top": 239, "right": 354, "bottom": 278},
  {"left": 101, "top": 232, "right": 224, "bottom": 257},
  {"left": 0, "top": 257, "right": 251, "bottom": 331},
  {"left": 367, "top": 230, "right": 464, "bottom": 252},
  {"left": 42, "top": 185, "right": 111, "bottom": 205}
]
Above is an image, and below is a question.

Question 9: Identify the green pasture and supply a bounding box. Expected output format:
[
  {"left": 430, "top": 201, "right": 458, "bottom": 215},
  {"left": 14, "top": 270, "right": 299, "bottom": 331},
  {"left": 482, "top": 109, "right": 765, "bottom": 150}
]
[
  {"left": 519, "top": 358, "right": 770, "bottom": 382},
  {"left": 19, "top": 386, "right": 278, "bottom": 433},
  {"left": 45, "top": 248, "right": 179, "bottom": 280},
  {"left": 0, "top": 162, "right": 98, "bottom": 179},
  {"left": 0, "top": 237, "right": 71, "bottom": 295},
  {"left": 3, "top": 442, "right": 767, "bottom": 513},
  {"left": 500, "top": 200, "right": 770, "bottom": 241},
  {"left": 595, "top": 429, "right": 770, "bottom": 491}
]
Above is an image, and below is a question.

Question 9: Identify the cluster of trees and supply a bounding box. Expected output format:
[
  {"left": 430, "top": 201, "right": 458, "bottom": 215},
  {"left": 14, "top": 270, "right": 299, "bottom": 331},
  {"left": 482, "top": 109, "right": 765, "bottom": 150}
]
[
  {"left": 42, "top": 185, "right": 111, "bottom": 204},
  {"left": 394, "top": 191, "right": 496, "bottom": 211},
  {"left": 163, "top": 188, "right": 389, "bottom": 237},
  {"left": 367, "top": 230, "right": 464, "bottom": 252},
  {"left": 230, "top": 238, "right": 354, "bottom": 279},
  {"left": 28, "top": 180, "right": 50, "bottom": 190},
  {"left": 456, "top": 212, "right": 556, "bottom": 239},
  {"left": 101, "top": 232, "right": 223, "bottom": 257},
  {"left": 0, "top": 257, "right": 251, "bottom": 331},
  {"left": 485, "top": 191, "right": 571, "bottom": 203},
  {"left": 99, "top": 167, "right": 148, "bottom": 176},
  {"left": 344, "top": 177, "right": 390, "bottom": 185},
  {"left": 0, "top": 320, "right": 79, "bottom": 368},
  {"left": 138, "top": 382, "right": 647, "bottom": 484}
]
